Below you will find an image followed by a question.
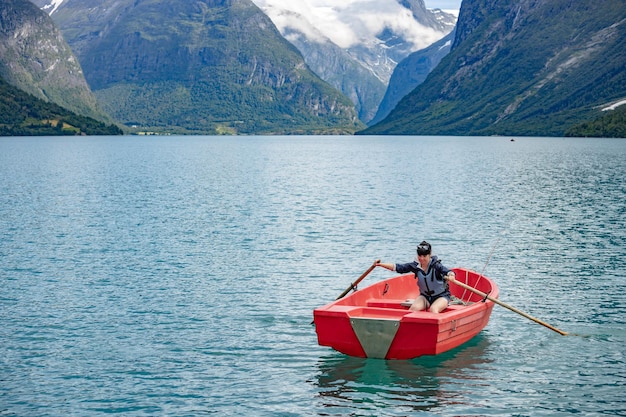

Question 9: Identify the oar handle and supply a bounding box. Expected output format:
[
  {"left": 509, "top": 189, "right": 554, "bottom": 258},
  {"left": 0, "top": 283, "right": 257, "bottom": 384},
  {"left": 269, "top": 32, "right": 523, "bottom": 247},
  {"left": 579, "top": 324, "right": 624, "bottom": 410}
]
[
  {"left": 336, "top": 260, "right": 380, "bottom": 300},
  {"left": 449, "top": 278, "right": 568, "bottom": 336}
]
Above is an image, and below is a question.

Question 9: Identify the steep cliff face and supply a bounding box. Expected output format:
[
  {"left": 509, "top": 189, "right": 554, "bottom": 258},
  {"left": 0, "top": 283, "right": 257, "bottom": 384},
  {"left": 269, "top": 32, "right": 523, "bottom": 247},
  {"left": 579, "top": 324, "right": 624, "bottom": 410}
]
[
  {"left": 0, "top": 0, "right": 108, "bottom": 122},
  {"left": 279, "top": 25, "right": 387, "bottom": 123},
  {"left": 363, "top": 0, "right": 626, "bottom": 136},
  {"left": 36, "top": 0, "right": 363, "bottom": 134}
]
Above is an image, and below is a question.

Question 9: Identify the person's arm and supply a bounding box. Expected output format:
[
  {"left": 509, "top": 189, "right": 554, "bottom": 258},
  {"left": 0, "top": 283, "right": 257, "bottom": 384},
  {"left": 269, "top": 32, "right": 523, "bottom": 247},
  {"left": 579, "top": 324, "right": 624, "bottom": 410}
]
[
  {"left": 375, "top": 260, "right": 396, "bottom": 271},
  {"left": 445, "top": 271, "right": 456, "bottom": 282},
  {"left": 438, "top": 262, "right": 456, "bottom": 282}
]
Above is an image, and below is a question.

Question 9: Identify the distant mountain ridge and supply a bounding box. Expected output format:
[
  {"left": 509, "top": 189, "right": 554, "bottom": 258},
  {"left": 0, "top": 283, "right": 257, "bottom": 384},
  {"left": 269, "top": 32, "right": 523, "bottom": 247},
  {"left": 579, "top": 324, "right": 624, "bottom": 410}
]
[
  {"left": 364, "top": 0, "right": 626, "bottom": 136},
  {"left": 31, "top": 0, "right": 363, "bottom": 135},
  {"left": 251, "top": 0, "right": 456, "bottom": 123},
  {"left": 0, "top": 0, "right": 109, "bottom": 122},
  {"left": 370, "top": 30, "right": 454, "bottom": 126}
]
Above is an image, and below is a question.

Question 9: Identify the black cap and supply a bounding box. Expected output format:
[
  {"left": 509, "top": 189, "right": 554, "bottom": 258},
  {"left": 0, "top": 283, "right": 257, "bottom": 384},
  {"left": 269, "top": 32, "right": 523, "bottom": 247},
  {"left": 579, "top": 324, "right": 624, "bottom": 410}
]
[{"left": 417, "top": 241, "right": 431, "bottom": 255}]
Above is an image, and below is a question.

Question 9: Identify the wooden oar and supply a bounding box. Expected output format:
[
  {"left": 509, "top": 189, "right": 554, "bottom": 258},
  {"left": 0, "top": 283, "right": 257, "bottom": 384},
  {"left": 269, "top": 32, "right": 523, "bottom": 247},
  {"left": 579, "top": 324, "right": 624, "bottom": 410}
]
[
  {"left": 335, "top": 260, "right": 380, "bottom": 300},
  {"left": 448, "top": 278, "right": 569, "bottom": 336},
  {"left": 312, "top": 260, "right": 379, "bottom": 324}
]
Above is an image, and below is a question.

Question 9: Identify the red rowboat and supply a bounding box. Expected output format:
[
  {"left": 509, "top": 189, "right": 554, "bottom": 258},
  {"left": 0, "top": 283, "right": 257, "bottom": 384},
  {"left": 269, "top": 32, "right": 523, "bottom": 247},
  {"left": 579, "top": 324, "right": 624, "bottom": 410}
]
[{"left": 313, "top": 268, "right": 499, "bottom": 360}]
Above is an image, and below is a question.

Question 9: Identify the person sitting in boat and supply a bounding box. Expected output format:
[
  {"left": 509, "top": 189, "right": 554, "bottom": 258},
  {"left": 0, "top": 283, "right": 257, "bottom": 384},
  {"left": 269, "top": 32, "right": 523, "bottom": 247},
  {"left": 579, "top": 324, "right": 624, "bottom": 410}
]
[{"left": 375, "top": 241, "right": 456, "bottom": 313}]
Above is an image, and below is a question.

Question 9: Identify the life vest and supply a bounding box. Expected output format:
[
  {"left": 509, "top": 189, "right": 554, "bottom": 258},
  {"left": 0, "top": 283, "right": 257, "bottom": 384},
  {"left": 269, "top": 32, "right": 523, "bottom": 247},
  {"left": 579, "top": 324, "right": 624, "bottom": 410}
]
[{"left": 416, "top": 258, "right": 449, "bottom": 299}]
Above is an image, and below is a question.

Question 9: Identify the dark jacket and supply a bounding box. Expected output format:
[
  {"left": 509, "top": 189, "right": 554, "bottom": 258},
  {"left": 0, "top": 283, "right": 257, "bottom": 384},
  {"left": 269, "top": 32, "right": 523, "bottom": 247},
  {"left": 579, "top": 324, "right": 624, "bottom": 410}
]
[{"left": 395, "top": 256, "right": 451, "bottom": 299}]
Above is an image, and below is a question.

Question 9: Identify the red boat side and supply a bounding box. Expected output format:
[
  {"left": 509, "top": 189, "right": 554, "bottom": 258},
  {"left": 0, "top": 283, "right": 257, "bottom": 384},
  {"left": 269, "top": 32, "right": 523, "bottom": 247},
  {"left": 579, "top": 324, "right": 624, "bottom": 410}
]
[{"left": 313, "top": 268, "right": 499, "bottom": 360}]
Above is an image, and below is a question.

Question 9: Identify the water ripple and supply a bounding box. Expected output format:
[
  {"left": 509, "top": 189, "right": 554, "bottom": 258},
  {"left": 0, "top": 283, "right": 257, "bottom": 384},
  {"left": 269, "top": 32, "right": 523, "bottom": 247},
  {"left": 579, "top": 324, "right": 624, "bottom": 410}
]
[{"left": 1, "top": 136, "right": 625, "bottom": 416}]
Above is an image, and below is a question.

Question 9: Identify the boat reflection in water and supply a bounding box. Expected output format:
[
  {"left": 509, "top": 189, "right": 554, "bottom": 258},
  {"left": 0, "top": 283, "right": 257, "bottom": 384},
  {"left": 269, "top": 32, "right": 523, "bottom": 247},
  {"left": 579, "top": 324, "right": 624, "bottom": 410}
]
[{"left": 313, "top": 334, "right": 493, "bottom": 414}]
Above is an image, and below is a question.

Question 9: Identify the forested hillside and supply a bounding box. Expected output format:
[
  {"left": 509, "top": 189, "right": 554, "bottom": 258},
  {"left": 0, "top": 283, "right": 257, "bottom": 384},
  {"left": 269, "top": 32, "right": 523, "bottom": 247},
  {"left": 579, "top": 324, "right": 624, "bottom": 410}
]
[
  {"left": 566, "top": 105, "right": 626, "bottom": 138},
  {"left": 0, "top": 77, "right": 122, "bottom": 136}
]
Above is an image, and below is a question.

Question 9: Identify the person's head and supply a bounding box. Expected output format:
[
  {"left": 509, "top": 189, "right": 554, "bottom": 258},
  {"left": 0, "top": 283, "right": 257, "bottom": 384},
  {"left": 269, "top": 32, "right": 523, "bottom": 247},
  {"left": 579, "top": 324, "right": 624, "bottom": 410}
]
[{"left": 417, "top": 241, "right": 432, "bottom": 260}]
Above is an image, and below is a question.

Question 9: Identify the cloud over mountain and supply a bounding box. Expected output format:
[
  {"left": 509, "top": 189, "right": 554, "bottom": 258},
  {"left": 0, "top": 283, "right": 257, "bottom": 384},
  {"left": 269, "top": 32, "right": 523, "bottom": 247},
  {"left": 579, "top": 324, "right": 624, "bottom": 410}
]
[{"left": 252, "top": 0, "right": 445, "bottom": 50}]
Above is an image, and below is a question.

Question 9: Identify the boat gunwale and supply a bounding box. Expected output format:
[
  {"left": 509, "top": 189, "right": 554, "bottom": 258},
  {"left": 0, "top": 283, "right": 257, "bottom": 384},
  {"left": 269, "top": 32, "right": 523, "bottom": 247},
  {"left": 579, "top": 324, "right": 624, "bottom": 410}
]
[{"left": 315, "top": 268, "right": 499, "bottom": 319}]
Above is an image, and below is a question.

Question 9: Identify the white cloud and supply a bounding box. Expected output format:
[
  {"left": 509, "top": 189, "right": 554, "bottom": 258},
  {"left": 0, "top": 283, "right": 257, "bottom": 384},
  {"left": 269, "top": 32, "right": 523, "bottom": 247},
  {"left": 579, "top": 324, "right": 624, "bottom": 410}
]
[{"left": 252, "top": 0, "right": 452, "bottom": 50}]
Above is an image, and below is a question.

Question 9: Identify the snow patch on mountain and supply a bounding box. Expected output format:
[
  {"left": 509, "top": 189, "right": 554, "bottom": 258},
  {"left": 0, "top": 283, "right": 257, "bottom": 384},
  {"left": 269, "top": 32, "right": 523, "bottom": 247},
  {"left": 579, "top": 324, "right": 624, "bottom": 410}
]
[
  {"left": 602, "top": 99, "right": 626, "bottom": 111},
  {"left": 40, "top": 0, "right": 65, "bottom": 14}
]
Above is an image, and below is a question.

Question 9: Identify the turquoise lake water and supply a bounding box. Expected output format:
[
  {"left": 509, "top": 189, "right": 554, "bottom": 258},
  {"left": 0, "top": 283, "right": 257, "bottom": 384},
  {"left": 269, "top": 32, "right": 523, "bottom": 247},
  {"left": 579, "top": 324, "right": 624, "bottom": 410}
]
[{"left": 1, "top": 135, "right": 625, "bottom": 416}]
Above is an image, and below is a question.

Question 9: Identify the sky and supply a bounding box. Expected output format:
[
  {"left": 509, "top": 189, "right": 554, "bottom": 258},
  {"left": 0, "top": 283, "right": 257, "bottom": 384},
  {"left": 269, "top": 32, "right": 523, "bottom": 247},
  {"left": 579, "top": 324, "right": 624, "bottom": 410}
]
[
  {"left": 424, "top": 0, "right": 463, "bottom": 10},
  {"left": 252, "top": 0, "right": 460, "bottom": 50}
]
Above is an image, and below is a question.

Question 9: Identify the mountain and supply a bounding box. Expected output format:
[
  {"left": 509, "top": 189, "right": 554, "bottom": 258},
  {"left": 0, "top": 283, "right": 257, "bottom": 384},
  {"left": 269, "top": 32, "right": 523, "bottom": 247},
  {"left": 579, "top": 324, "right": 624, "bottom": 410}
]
[
  {"left": 272, "top": 21, "right": 387, "bottom": 124},
  {"left": 33, "top": 0, "right": 363, "bottom": 135},
  {"left": 362, "top": 0, "right": 626, "bottom": 137},
  {"left": 0, "top": 76, "right": 122, "bottom": 136},
  {"left": 369, "top": 30, "right": 454, "bottom": 126},
  {"left": 0, "top": 0, "right": 110, "bottom": 122},
  {"left": 251, "top": 0, "right": 456, "bottom": 123}
]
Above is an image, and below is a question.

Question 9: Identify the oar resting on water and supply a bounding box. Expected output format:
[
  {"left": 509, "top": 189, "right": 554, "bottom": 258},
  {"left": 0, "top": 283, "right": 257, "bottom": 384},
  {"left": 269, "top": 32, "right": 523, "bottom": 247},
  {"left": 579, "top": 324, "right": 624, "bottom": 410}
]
[{"left": 446, "top": 276, "right": 569, "bottom": 336}]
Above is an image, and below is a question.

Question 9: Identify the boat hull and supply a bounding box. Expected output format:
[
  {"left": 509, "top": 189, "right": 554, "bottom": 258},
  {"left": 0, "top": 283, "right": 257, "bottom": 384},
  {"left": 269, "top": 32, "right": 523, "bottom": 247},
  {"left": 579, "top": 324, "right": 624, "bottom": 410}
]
[{"left": 313, "top": 268, "right": 498, "bottom": 360}]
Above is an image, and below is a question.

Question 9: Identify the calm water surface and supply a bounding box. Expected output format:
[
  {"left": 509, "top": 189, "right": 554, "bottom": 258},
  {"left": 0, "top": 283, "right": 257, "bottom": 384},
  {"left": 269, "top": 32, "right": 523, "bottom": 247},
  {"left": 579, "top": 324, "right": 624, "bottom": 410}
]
[{"left": 1, "top": 135, "right": 625, "bottom": 416}]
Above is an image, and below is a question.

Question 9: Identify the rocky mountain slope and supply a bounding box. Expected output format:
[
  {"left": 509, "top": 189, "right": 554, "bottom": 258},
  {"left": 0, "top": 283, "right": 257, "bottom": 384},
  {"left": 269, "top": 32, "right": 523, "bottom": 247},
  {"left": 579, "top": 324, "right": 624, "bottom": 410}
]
[
  {"left": 32, "top": 0, "right": 363, "bottom": 135},
  {"left": 0, "top": 0, "right": 109, "bottom": 122},
  {"left": 274, "top": 23, "right": 387, "bottom": 124},
  {"left": 363, "top": 0, "right": 626, "bottom": 136}
]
